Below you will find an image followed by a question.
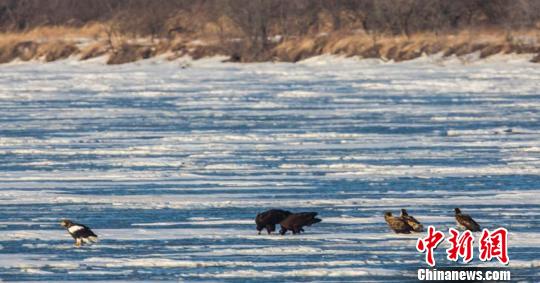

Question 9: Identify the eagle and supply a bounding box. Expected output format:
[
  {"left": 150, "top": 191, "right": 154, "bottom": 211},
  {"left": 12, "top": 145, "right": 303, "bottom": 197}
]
[
  {"left": 60, "top": 219, "right": 98, "bottom": 246},
  {"left": 279, "top": 212, "right": 322, "bottom": 235},
  {"left": 400, "top": 209, "right": 424, "bottom": 232},
  {"left": 454, "top": 208, "right": 481, "bottom": 232},
  {"left": 384, "top": 211, "right": 413, "bottom": 234},
  {"left": 255, "top": 209, "right": 292, "bottom": 234}
]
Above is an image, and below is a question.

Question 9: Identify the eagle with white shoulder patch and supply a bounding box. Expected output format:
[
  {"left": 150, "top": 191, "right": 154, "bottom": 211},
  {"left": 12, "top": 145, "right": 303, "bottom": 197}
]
[{"left": 60, "top": 219, "right": 98, "bottom": 247}]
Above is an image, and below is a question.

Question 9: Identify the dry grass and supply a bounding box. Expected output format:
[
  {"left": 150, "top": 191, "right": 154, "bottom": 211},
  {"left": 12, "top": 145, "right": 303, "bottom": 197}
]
[
  {"left": 107, "top": 42, "right": 156, "bottom": 65},
  {"left": 0, "top": 41, "right": 38, "bottom": 63},
  {"left": 79, "top": 42, "right": 109, "bottom": 60},
  {"left": 37, "top": 41, "right": 79, "bottom": 62},
  {"left": 274, "top": 28, "right": 540, "bottom": 62},
  {"left": 0, "top": 24, "right": 539, "bottom": 64},
  {"left": 0, "top": 23, "right": 106, "bottom": 45},
  {"left": 0, "top": 23, "right": 103, "bottom": 63}
]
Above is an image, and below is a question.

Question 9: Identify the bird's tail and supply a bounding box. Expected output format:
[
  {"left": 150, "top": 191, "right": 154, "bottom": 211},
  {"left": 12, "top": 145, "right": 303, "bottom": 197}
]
[
  {"left": 411, "top": 223, "right": 424, "bottom": 232},
  {"left": 87, "top": 236, "right": 98, "bottom": 243}
]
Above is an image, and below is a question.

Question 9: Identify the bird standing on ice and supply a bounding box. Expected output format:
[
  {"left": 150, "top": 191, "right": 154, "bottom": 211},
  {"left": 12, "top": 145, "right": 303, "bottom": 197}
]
[
  {"left": 255, "top": 209, "right": 292, "bottom": 234},
  {"left": 279, "top": 212, "right": 322, "bottom": 235},
  {"left": 60, "top": 219, "right": 98, "bottom": 247},
  {"left": 384, "top": 211, "right": 413, "bottom": 234},
  {"left": 400, "top": 209, "right": 424, "bottom": 232},
  {"left": 454, "top": 208, "right": 481, "bottom": 232}
]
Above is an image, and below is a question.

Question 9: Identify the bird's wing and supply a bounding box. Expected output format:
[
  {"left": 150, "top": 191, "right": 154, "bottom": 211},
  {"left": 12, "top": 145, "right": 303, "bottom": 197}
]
[
  {"left": 295, "top": 213, "right": 320, "bottom": 226},
  {"left": 257, "top": 211, "right": 284, "bottom": 225},
  {"left": 77, "top": 227, "right": 98, "bottom": 238},
  {"left": 403, "top": 215, "right": 421, "bottom": 226},
  {"left": 278, "top": 215, "right": 293, "bottom": 227},
  {"left": 457, "top": 215, "right": 480, "bottom": 231},
  {"left": 388, "top": 217, "right": 412, "bottom": 233},
  {"left": 280, "top": 210, "right": 292, "bottom": 218},
  {"left": 68, "top": 225, "right": 85, "bottom": 234},
  {"left": 69, "top": 224, "right": 97, "bottom": 238},
  {"left": 403, "top": 216, "right": 423, "bottom": 232},
  {"left": 296, "top": 212, "right": 318, "bottom": 218},
  {"left": 408, "top": 215, "right": 419, "bottom": 223},
  {"left": 466, "top": 215, "right": 480, "bottom": 230}
]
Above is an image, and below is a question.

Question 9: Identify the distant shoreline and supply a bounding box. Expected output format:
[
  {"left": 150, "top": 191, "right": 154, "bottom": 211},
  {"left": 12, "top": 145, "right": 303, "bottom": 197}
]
[
  {"left": 1, "top": 25, "right": 539, "bottom": 65},
  {"left": 2, "top": 1, "right": 540, "bottom": 65}
]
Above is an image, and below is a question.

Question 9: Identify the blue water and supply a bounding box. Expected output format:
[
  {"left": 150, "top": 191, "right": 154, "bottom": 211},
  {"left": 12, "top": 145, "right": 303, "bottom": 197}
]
[{"left": 0, "top": 58, "right": 538, "bottom": 281}]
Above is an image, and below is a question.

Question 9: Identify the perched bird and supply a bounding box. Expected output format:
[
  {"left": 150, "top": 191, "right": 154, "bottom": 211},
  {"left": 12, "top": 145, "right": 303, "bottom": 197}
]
[
  {"left": 60, "top": 219, "right": 98, "bottom": 247},
  {"left": 384, "top": 211, "right": 413, "bottom": 234},
  {"left": 454, "top": 208, "right": 481, "bottom": 232},
  {"left": 279, "top": 212, "right": 322, "bottom": 235},
  {"left": 255, "top": 209, "right": 292, "bottom": 234},
  {"left": 400, "top": 209, "right": 424, "bottom": 232}
]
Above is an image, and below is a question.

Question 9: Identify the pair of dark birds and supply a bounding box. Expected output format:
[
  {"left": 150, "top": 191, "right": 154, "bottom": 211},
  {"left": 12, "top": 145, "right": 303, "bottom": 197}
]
[
  {"left": 384, "top": 209, "right": 424, "bottom": 234},
  {"left": 255, "top": 209, "right": 322, "bottom": 235},
  {"left": 384, "top": 208, "right": 481, "bottom": 234}
]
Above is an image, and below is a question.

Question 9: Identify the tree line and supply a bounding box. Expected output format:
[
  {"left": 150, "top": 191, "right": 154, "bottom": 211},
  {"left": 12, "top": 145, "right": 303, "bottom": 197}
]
[{"left": 1, "top": 0, "right": 539, "bottom": 50}]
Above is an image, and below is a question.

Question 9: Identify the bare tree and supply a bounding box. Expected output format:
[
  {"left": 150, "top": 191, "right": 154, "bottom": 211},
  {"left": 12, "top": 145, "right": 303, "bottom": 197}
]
[
  {"left": 225, "top": 0, "right": 276, "bottom": 53},
  {"left": 0, "top": 0, "right": 539, "bottom": 41}
]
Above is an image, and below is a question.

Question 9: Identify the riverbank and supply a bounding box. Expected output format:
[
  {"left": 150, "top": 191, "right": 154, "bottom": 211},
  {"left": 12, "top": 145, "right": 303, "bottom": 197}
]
[{"left": 1, "top": 24, "right": 539, "bottom": 65}]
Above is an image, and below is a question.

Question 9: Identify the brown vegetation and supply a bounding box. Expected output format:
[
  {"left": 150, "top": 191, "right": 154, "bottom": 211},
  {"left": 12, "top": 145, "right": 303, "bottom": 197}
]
[
  {"left": 38, "top": 41, "right": 79, "bottom": 62},
  {"left": 107, "top": 43, "right": 155, "bottom": 64},
  {"left": 0, "top": 0, "right": 539, "bottom": 64},
  {"left": 272, "top": 30, "right": 540, "bottom": 62},
  {"left": 79, "top": 42, "right": 109, "bottom": 60}
]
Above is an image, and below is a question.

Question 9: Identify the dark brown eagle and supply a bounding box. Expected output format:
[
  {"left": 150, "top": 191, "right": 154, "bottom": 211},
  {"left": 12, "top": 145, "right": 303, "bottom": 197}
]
[
  {"left": 60, "top": 219, "right": 98, "bottom": 247},
  {"left": 384, "top": 211, "right": 413, "bottom": 234},
  {"left": 255, "top": 209, "right": 292, "bottom": 234},
  {"left": 400, "top": 209, "right": 424, "bottom": 232},
  {"left": 279, "top": 212, "right": 322, "bottom": 235},
  {"left": 454, "top": 208, "right": 481, "bottom": 232}
]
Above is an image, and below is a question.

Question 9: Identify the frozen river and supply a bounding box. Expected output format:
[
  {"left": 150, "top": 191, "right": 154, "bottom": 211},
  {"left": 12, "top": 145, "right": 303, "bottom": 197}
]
[{"left": 0, "top": 56, "right": 539, "bottom": 281}]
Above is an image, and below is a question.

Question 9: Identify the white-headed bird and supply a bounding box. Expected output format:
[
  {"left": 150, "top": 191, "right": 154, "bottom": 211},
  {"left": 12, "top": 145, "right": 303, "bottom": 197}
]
[{"left": 60, "top": 219, "right": 98, "bottom": 247}]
